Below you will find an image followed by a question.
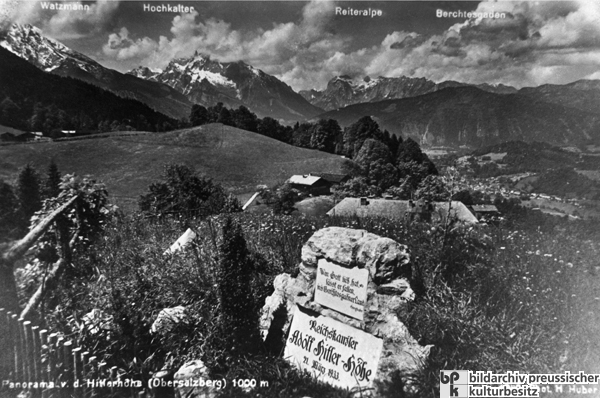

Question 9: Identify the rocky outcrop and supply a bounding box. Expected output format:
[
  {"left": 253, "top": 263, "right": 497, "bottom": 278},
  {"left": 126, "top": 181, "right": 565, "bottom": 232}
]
[
  {"left": 150, "top": 306, "right": 188, "bottom": 335},
  {"left": 260, "top": 227, "right": 431, "bottom": 395},
  {"left": 173, "top": 360, "right": 217, "bottom": 398}
]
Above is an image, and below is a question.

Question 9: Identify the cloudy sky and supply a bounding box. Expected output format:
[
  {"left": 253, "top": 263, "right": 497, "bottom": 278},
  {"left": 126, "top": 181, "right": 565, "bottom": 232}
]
[{"left": 4, "top": 0, "right": 600, "bottom": 91}]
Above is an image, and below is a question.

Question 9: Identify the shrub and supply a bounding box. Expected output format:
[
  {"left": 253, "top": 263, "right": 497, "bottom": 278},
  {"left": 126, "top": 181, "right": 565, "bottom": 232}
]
[
  {"left": 139, "top": 164, "right": 241, "bottom": 219},
  {"left": 203, "top": 217, "right": 264, "bottom": 373}
]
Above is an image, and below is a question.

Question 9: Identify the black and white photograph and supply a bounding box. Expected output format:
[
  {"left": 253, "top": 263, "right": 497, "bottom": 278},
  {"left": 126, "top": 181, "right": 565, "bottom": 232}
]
[{"left": 0, "top": 0, "right": 599, "bottom": 397}]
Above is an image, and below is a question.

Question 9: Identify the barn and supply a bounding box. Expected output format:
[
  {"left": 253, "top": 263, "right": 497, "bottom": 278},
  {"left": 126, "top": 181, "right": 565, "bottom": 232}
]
[{"left": 287, "top": 175, "right": 331, "bottom": 195}]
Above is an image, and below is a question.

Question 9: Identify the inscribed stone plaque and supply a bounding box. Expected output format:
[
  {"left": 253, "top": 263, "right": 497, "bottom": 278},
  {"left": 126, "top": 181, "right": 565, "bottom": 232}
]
[
  {"left": 314, "top": 259, "right": 369, "bottom": 320},
  {"left": 284, "top": 305, "right": 383, "bottom": 390}
]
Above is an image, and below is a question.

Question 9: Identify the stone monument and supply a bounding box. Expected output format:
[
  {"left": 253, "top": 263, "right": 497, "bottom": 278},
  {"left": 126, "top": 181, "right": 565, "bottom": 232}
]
[{"left": 260, "top": 227, "right": 432, "bottom": 395}]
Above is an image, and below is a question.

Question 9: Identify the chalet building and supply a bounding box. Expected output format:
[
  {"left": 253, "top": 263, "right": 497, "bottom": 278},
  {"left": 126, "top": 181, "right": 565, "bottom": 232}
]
[
  {"left": 18, "top": 132, "right": 36, "bottom": 142},
  {"left": 287, "top": 175, "right": 331, "bottom": 195},
  {"left": 311, "top": 173, "right": 350, "bottom": 186},
  {"left": 469, "top": 204, "right": 500, "bottom": 221},
  {"left": 0, "top": 132, "right": 17, "bottom": 142},
  {"left": 327, "top": 198, "right": 479, "bottom": 224}
]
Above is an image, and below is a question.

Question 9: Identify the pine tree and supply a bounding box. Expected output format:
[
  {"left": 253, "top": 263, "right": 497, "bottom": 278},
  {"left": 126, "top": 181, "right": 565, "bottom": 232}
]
[
  {"left": 0, "top": 97, "right": 20, "bottom": 127},
  {"left": 0, "top": 181, "right": 19, "bottom": 240},
  {"left": 309, "top": 119, "right": 341, "bottom": 153},
  {"left": 16, "top": 163, "right": 42, "bottom": 232},
  {"left": 205, "top": 217, "right": 262, "bottom": 371},
  {"left": 217, "top": 107, "right": 233, "bottom": 126},
  {"left": 190, "top": 104, "right": 209, "bottom": 126},
  {"left": 232, "top": 106, "right": 258, "bottom": 132},
  {"left": 342, "top": 116, "right": 382, "bottom": 158},
  {"left": 44, "top": 160, "right": 61, "bottom": 199},
  {"left": 397, "top": 137, "right": 438, "bottom": 175}
]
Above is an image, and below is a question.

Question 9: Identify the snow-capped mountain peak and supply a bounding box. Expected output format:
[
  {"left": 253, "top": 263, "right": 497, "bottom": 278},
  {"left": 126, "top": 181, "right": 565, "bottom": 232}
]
[
  {"left": 128, "top": 66, "right": 161, "bottom": 81},
  {"left": 0, "top": 23, "right": 98, "bottom": 73},
  {"left": 128, "top": 53, "right": 322, "bottom": 121}
]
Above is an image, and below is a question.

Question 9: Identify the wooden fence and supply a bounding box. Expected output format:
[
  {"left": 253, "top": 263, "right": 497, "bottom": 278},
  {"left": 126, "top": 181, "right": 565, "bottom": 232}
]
[{"left": 0, "top": 308, "right": 146, "bottom": 398}]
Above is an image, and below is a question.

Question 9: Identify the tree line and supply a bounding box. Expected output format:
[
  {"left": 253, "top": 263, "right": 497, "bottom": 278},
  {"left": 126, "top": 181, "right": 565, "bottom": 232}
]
[
  {"left": 0, "top": 162, "right": 60, "bottom": 241},
  {"left": 190, "top": 103, "right": 440, "bottom": 199}
]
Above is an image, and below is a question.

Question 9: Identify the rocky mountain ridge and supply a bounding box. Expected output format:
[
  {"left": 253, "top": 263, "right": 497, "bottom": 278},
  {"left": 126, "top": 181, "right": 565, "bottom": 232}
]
[
  {"left": 0, "top": 23, "right": 192, "bottom": 119},
  {"left": 300, "top": 75, "right": 518, "bottom": 111},
  {"left": 128, "top": 53, "right": 323, "bottom": 122}
]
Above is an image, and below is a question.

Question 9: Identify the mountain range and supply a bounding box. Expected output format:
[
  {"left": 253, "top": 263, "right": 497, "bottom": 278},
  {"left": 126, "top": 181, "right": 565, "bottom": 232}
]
[
  {"left": 2, "top": 22, "right": 600, "bottom": 148},
  {"left": 128, "top": 54, "right": 323, "bottom": 121},
  {"left": 0, "top": 24, "right": 192, "bottom": 119},
  {"left": 300, "top": 75, "right": 517, "bottom": 111},
  {"left": 0, "top": 24, "right": 321, "bottom": 122}
]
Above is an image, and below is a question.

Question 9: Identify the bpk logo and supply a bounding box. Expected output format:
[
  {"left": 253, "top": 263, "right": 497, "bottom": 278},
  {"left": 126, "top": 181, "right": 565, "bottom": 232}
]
[{"left": 440, "top": 371, "right": 469, "bottom": 398}]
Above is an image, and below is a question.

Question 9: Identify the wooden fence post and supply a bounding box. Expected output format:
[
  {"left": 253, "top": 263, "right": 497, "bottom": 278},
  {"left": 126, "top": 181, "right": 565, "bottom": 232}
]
[
  {"left": 23, "top": 320, "right": 33, "bottom": 384},
  {"left": 0, "top": 309, "right": 9, "bottom": 380},
  {"left": 12, "top": 314, "right": 22, "bottom": 382},
  {"left": 72, "top": 347, "right": 82, "bottom": 398},
  {"left": 19, "top": 318, "right": 30, "bottom": 384},
  {"left": 0, "top": 316, "right": 112, "bottom": 398},
  {"left": 81, "top": 351, "right": 89, "bottom": 398},
  {"left": 48, "top": 333, "right": 58, "bottom": 382},
  {"left": 39, "top": 329, "right": 48, "bottom": 383},
  {"left": 87, "top": 356, "right": 98, "bottom": 398},
  {"left": 63, "top": 341, "right": 73, "bottom": 389}
]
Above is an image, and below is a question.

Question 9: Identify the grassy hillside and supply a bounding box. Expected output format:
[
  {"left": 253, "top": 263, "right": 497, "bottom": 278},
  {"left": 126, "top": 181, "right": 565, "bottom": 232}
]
[{"left": 0, "top": 124, "right": 353, "bottom": 210}]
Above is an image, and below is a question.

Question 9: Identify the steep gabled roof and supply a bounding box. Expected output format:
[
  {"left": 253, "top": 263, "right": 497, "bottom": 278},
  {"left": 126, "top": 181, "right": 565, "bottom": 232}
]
[
  {"left": 312, "top": 173, "right": 350, "bottom": 184},
  {"left": 288, "top": 175, "right": 323, "bottom": 186},
  {"left": 327, "top": 198, "right": 478, "bottom": 224},
  {"left": 471, "top": 204, "right": 499, "bottom": 213}
]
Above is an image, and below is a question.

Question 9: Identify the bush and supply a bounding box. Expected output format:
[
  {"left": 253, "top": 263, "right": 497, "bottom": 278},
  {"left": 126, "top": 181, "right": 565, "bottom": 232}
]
[
  {"left": 139, "top": 164, "right": 241, "bottom": 219},
  {"left": 203, "top": 217, "right": 264, "bottom": 373}
]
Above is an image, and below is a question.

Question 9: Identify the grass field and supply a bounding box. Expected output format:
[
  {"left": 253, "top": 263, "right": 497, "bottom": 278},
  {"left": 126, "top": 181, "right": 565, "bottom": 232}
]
[
  {"left": 0, "top": 124, "right": 352, "bottom": 210},
  {"left": 577, "top": 169, "right": 600, "bottom": 181}
]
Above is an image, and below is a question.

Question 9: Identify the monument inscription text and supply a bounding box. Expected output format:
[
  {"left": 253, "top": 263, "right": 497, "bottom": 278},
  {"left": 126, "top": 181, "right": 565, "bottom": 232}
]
[
  {"left": 314, "top": 259, "right": 368, "bottom": 320},
  {"left": 284, "top": 306, "right": 383, "bottom": 389}
]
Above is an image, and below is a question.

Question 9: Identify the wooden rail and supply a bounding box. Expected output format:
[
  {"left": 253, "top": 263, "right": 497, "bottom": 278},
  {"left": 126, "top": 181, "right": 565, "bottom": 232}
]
[{"left": 0, "top": 308, "right": 147, "bottom": 398}]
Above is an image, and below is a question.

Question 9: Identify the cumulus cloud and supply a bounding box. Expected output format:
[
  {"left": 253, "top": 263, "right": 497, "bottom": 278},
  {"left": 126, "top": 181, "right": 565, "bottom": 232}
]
[
  {"left": 3, "top": 0, "right": 119, "bottom": 39},
  {"left": 103, "top": 27, "right": 158, "bottom": 61},
  {"left": 2, "top": 0, "right": 41, "bottom": 29},
  {"left": 101, "top": 0, "right": 600, "bottom": 91},
  {"left": 45, "top": 0, "right": 120, "bottom": 39},
  {"left": 102, "top": 0, "right": 348, "bottom": 89},
  {"left": 355, "top": 0, "right": 600, "bottom": 88}
]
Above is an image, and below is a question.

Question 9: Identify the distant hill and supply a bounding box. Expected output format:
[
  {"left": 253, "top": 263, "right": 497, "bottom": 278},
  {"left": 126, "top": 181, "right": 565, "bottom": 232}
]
[
  {"left": 464, "top": 140, "right": 600, "bottom": 179},
  {"left": 469, "top": 141, "right": 580, "bottom": 172},
  {"left": 317, "top": 86, "right": 600, "bottom": 148},
  {"left": 0, "top": 124, "right": 353, "bottom": 210},
  {"left": 518, "top": 80, "right": 600, "bottom": 115}
]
